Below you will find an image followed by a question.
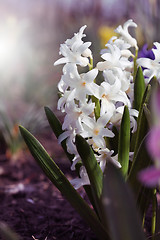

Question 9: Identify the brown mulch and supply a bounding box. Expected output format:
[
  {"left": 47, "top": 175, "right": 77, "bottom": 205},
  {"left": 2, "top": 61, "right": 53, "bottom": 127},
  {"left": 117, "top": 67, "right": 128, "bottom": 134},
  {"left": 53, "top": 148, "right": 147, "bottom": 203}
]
[{"left": 0, "top": 134, "right": 97, "bottom": 240}]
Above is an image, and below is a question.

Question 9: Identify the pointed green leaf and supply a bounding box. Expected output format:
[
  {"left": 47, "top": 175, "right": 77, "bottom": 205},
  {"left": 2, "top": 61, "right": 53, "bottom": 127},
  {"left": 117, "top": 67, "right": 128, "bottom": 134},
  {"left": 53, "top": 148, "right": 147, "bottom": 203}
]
[
  {"left": 127, "top": 109, "right": 153, "bottom": 217},
  {"left": 19, "top": 126, "right": 109, "bottom": 240},
  {"left": 102, "top": 162, "right": 145, "bottom": 240},
  {"left": 118, "top": 106, "right": 130, "bottom": 179},
  {"left": 133, "top": 67, "right": 145, "bottom": 111},
  {"left": 130, "top": 82, "right": 151, "bottom": 152},
  {"left": 132, "top": 131, "right": 153, "bottom": 214},
  {"left": 143, "top": 103, "right": 152, "bottom": 128},
  {"left": 128, "top": 106, "right": 150, "bottom": 185},
  {"left": 75, "top": 134, "right": 103, "bottom": 220},
  {"left": 130, "top": 77, "right": 158, "bottom": 172},
  {"left": 128, "top": 78, "right": 158, "bottom": 217},
  {"left": 75, "top": 134, "right": 103, "bottom": 199}
]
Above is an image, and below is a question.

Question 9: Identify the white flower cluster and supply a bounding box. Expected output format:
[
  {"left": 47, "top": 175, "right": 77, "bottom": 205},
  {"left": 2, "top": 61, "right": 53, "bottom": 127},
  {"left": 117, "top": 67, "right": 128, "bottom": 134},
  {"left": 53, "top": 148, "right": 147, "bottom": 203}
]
[
  {"left": 54, "top": 20, "right": 139, "bottom": 189},
  {"left": 137, "top": 42, "right": 160, "bottom": 83}
]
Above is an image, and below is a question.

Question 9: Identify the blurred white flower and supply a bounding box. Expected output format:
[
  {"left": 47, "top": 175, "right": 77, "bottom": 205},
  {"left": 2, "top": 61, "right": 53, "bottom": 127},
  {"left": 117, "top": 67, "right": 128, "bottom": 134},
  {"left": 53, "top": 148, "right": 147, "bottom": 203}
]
[
  {"left": 54, "top": 25, "right": 92, "bottom": 67},
  {"left": 115, "top": 19, "right": 138, "bottom": 50},
  {"left": 101, "top": 37, "right": 133, "bottom": 58},
  {"left": 97, "top": 44, "right": 132, "bottom": 71}
]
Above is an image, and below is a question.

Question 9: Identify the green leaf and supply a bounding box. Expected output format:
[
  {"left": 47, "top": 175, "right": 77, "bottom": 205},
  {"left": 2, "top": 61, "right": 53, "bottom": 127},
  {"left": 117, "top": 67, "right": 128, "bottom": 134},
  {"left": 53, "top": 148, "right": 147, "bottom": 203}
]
[
  {"left": 128, "top": 107, "right": 153, "bottom": 218},
  {"left": 44, "top": 106, "right": 74, "bottom": 162},
  {"left": 118, "top": 106, "right": 130, "bottom": 179},
  {"left": 75, "top": 134, "right": 103, "bottom": 221},
  {"left": 130, "top": 77, "right": 158, "bottom": 172},
  {"left": 128, "top": 78, "right": 158, "bottom": 218},
  {"left": 0, "top": 222, "right": 20, "bottom": 240},
  {"left": 128, "top": 129, "right": 153, "bottom": 217},
  {"left": 102, "top": 162, "right": 146, "bottom": 240},
  {"left": 143, "top": 103, "right": 152, "bottom": 128},
  {"left": 19, "top": 126, "right": 109, "bottom": 240},
  {"left": 128, "top": 106, "right": 150, "bottom": 188},
  {"left": 133, "top": 67, "right": 145, "bottom": 111}
]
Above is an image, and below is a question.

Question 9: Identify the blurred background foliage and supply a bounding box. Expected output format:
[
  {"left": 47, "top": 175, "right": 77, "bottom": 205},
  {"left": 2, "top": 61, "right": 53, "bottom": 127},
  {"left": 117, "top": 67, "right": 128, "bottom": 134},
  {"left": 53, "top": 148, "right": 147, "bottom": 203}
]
[{"left": 0, "top": 0, "right": 159, "bottom": 158}]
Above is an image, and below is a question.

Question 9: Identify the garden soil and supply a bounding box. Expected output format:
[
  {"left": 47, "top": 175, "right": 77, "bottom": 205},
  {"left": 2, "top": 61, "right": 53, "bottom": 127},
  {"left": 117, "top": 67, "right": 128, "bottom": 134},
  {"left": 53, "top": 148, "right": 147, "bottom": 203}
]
[{"left": 0, "top": 134, "right": 97, "bottom": 240}]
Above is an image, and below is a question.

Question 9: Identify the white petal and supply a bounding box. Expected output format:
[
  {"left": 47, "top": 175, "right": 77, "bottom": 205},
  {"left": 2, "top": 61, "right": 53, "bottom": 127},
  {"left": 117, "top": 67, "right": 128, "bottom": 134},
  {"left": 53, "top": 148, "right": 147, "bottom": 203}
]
[
  {"left": 78, "top": 42, "right": 91, "bottom": 54},
  {"left": 82, "top": 116, "right": 95, "bottom": 129},
  {"left": 82, "top": 68, "right": 98, "bottom": 83},
  {"left": 58, "top": 131, "right": 69, "bottom": 144},
  {"left": 54, "top": 57, "right": 68, "bottom": 66},
  {"left": 123, "top": 19, "right": 137, "bottom": 31},
  {"left": 109, "top": 156, "right": 121, "bottom": 168},
  {"left": 70, "top": 178, "right": 84, "bottom": 189},
  {"left": 98, "top": 113, "right": 113, "bottom": 126},
  {"left": 137, "top": 58, "right": 154, "bottom": 69},
  {"left": 96, "top": 61, "right": 113, "bottom": 71},
  {"left": 100, "top": 128, "right": 115, "bottom": 138}
]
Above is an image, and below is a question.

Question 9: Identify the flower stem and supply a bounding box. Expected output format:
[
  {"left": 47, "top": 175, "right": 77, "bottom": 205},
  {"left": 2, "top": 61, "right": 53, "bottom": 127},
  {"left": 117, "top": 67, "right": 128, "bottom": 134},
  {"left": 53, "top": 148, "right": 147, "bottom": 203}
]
[
  {"left": 91, "top": 95, "right": 100, "bottom": 120},
  {"left": 152, "top": 188, "right": 157, "bottom": 240},
  {"left": 133, "top": 49, "right": 138, "bottom": 81},
  {"left": 88, "top": 57, "right": 93, "bottom": 71},
  {"left": 142, "top": 212, "right": 145, "bottom": 228}
]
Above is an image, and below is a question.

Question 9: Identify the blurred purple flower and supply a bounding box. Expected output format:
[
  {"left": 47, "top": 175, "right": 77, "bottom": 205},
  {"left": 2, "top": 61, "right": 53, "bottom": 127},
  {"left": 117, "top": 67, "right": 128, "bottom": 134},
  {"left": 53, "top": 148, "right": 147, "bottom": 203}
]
[
  {"left": 138, "top": 44, "right": 155, "bottom": 60},
  {"left": 139, "top": 166, "right": 160, "bottom": 187}
]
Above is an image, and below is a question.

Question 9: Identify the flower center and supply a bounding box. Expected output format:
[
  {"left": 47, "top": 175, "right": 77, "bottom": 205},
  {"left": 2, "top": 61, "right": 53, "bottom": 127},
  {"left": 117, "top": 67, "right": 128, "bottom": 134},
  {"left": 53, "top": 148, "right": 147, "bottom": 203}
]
[
  {"left": 126, "top": 87, "right": 130, "bottom": 94},
  {"left": 76, "top": 111, "right": 82, "bottom": 117},
  {"left": 102, "top": 94, "right": 109, "bottom": 100},
  {"left": 93, "top": 128, "right": 99, "bottom": 135},
  {"left": 81, "top": 81, "right": 86, "bottom": 86}
]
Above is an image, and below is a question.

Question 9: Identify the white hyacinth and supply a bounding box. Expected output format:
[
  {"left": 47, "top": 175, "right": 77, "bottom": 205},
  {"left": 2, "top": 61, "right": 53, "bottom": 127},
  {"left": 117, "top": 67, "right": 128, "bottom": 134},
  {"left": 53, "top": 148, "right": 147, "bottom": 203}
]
[
  {"left": 54, "top": 20, "right": 139, "bottom": 189},
  {"left": 114, "top": 19, "right": 138, "bottom": 50},
  {"left": 54, "top": 25, "right": 92, "bottom": 67}
]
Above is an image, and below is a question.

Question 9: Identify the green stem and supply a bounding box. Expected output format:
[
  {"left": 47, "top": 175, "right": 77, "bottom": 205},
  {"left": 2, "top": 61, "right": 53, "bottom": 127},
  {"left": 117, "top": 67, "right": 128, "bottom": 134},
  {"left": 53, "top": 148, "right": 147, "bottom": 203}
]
[
  {"left": 91, "top": 95, "right": 100, "bottom": 120},
  {"left": 133, "top": 49, "right": 138, "bottom": 81},
  {"left": 142, "top": 212, "right": 145, "bottom": 229},
  {"left": 152, "top": 188, "right": 157, "bottom": 240},
  {"left": 88, "top": 57, "right": 93, "bottom": 71}
]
